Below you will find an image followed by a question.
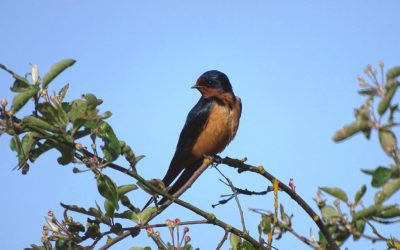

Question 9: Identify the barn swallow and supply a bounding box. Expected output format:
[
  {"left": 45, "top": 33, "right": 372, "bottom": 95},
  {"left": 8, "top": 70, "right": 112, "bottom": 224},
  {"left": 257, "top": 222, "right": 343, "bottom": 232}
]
[{"left": 143, "top": 70, "right": 241, "bottom": 209}]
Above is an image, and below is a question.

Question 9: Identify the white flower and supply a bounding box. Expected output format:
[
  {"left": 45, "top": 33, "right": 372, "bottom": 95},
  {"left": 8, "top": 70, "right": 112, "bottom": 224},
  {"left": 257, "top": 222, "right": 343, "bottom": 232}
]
[{"left": 31, "top": 64, "right": 39, "bottom": 84}]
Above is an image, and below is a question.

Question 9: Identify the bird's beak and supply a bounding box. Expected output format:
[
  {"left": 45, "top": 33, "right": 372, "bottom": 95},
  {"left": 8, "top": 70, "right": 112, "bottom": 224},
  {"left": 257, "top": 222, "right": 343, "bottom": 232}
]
[{"left": 191, "top": 84, "right": 204, "bottom": 89}]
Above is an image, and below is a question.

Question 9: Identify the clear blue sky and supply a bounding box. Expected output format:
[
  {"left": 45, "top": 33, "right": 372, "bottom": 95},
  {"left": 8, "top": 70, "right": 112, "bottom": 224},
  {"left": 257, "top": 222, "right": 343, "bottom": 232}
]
[{"left": 0, "top": 1, "right": 399, "bottom": 249}]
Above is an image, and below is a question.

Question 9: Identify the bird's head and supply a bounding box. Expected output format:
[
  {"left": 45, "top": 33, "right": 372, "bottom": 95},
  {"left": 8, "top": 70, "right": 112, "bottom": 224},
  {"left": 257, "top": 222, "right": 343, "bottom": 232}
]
[{"left": 192, "top": 70, "right": 235, "bottom": 101}]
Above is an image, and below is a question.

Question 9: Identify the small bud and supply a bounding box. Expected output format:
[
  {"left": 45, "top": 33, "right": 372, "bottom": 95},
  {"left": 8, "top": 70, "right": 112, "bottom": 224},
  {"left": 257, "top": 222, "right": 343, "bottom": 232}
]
[
  {"left": 42, "top": 228, "right": 48, "bottom": 236},
  {"left": 183, "top": 227, "right": 189, "bottom": 233},
  {"left": 67, "top": 216, "right": 73, "bottom": 223},
  {"left": 90, "top": 133, "right": 97, "bottom": 142},
  {"left": 40, "top": 89, "right": 47, "bottom": 97},
  {"left": 371, "top": 68, "right": 377, "bottom": 76},
  {"left": 21, "top": 163, "right": 29, "bottom": 175},
  {"left": 184, "top": 235, "right": 191, "bottom": 242},
  {"left": 364, "top": 64, "right": 372, "bottom": 74},
  {"left": 166, "top": 219, "right": 175, "bottom": 228},
  {"left": 42, "top": 225, "right": 49, "bottom": 231},
  {"left": 91, "top": 156, "right": 98, "bottom": 163},
  {"left": 48, "top": 210, "right": 54, "bottom": 217},
  {"left": 154, "top": 231, "right": 160, "bottom": 237},
  {"left": 174, "top": 218, "right": 181, "bottom": 224},
  {"left": 1, "top": 98, "right": 7, "bottom": 107},
  {"left": 289, "top": 178, "right": 296, "bottom": 192},
  {"left": 72, "top": 167, "right": 80, "bottom": 174},
  {"left": 31, "top": 64, "right": 39, "bottom": 85},
  {"left": 75, "top": 143, "right": 82, "bottom": 150},
  {"left": 146, "top": 226, "right": 154, "bottom": 235}
]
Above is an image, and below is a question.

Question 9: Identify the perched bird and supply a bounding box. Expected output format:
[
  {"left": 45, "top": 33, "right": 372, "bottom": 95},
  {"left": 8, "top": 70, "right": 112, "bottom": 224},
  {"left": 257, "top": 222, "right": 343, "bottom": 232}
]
[{"left": 143, "top": 70, "right": 242, "bottom": 209}]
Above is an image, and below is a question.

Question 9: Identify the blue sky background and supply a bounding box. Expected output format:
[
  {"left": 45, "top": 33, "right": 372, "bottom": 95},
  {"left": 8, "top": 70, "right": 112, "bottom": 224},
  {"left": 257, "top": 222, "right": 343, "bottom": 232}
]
[{"left": 1, "top": 1, "right": 399, "bottom": 249}]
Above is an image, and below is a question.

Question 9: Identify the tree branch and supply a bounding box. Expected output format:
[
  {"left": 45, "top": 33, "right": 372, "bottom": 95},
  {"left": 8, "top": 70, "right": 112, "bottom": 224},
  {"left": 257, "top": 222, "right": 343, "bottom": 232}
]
[{"left": 219, "top": 157, "right": 339, "bottom": 250}]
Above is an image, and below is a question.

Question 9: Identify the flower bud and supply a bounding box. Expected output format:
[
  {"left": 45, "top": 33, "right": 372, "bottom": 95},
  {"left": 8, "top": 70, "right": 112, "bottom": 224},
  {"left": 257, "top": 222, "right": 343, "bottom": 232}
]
[
  {"left": 48, "top": 210, "right": 54, "bottom": 217},
  {"left": 166, "top": 219, "right": 175, "bottom": 228},
  {"left": 31, "top": 64, "right": 39, "bottom": 85},
  {"left": 183, "top": 227, "right": 189, "bottom": 233},
  {"left": 21, "top": 163, "right": 29, "bottom": 175},
  {"left": 146, "top": 226, "right": 154, "bottom": 234},
  {"left": 1, "top": 98, "right": 7, "bottom": 107},
  {"left": 174, "top": 218, "right": 181, "bottom": 224},
  {"left": 184, "top": 235, "right": 191, "bottom": 242}
]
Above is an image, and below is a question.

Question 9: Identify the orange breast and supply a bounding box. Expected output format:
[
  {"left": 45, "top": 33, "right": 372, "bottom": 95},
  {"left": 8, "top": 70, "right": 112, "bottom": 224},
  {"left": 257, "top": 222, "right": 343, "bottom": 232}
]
[{"left": 192, "top": 98, "right": 241, "bottom": 157}]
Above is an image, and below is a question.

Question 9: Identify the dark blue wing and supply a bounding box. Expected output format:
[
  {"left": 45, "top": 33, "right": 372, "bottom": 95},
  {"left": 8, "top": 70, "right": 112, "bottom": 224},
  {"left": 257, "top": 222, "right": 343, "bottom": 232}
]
[{"left": 162, "top": 97, "right": 212, "bottom": 186}]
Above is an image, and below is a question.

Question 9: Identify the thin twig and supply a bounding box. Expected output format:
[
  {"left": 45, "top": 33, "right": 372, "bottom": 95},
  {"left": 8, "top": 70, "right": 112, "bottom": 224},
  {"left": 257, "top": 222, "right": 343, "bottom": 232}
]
[
  {"left": 216, "top": 229, "right": 229, "bottom": 250},
  {"left": 219, "top": 157, "right": 339, "bottom": 250},
  {"left": 214, "top": 166, "right": 247, "bottom": 232},
  {"left": 283, "top": 225, "right": 316, "bottom": 248},
  {"left": 366, "top": 221, "right": 387, "bottom": 241}
]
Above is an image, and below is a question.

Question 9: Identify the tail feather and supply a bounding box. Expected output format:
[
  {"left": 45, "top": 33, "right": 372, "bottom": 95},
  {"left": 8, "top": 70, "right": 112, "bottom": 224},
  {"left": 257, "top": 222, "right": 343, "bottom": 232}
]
[{"left": 142, "top": 158, "right": 202, "bottom": 210}]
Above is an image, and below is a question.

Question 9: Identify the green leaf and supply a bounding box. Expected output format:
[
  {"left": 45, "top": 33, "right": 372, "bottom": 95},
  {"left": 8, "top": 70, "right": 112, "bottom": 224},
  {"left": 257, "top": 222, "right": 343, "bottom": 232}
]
[
  {"left": 114, "top": 210, "right": 134, "bottom": 219},
  {"left": 10, "top": 79, "right": 32, "bottom": 92},
  {"left": 22, "top": 116, "right": 60, "bottom": 134},
  {"left": 136, "top": 207, "right": 156, "bottom": 224},
  {"left": 68, "top": 221, "right": 85, "bottom": 233},
  {"left": 58, "top": 83, "right": 69, "bottom": 102},
  {"left": 37, "top": 103, "right": 68, "bottom": 129},
  {"left": 354, "top": 184, "right": 367, "bottom": 204},
  {"left": 321, "top": 205, "right": 340, "bottom": 222},
  {"left": 260, "top": 214, "right": 271, "bottom": 234},
  {"left": 104, "top": 199, "right": 115, "bottom": 217},
  {"left": 11, "top": 86, "right": 38, "bottom": 115},
  {"left": 55, "top": 239, "right": 66, "bottom": 250},
  {"left": 69, "top": 99, "right": 87, "bottom": 126},
  {"left": 0, "top": 64, "right": 31, "bottom": 90},
  {"left": 97, "top": 173, "right": 119, "bottom": 211},
  {"left": 353, "top": 204, "right": 383, "bottom": 220},
  {"left": 370, "top": 166, "right": 392, "bottom": 188},
  {"left": 24, "top": 245, "right": 46, "bottom": 250},
  {"left": 230, "top": 233, "right": 242, "bottom": 250},
  {"left": 378, "top": 129, "right": 397, "bottom": 156},
  {"left": 374, "top": 178, "right": 400, "bottom": 204},
  {"left": 386, "top": 66, "right": 400, "bottom": 81},
  {"left": 238, "top": 241, "right": 255, "bottom": 250},
  {"left": 332, "top": 122, "right": 362, "bottom": 142},
  {"left": 117, "top": 184, "right": 138, "bottom": 197},
  {"left": 352, "top": 219, "right": 365, "bottom": 240},
  {"left": 110, "top": 223, "right": 123, "bottom": 235},
  {"left": 29, "top": 140, "right": 54, "bottom": 162},
  {"left": 378, "top": 81, "right": 398, "bottom": 116},
  {"left": 320, "top": 187, "right": 348, "bottom": 203},
  {"left": 42, "top": 59, "right": 76, "bottom": 88},
  {"left": 95, "top": 121, "right": 120, "bottom": 161},
  {"left": 375, "top": 206, "right": 400, "bottom": 219},
  {"left": 55, "top": 142, "right": 74, "bottom": 165},
  {"left": 358, "top": 88, "right": 378, "bottom": 96},
  {"left": 84, "top": 93, "right": 100, "bottom": 110},
  {"left": 85, "top": 222, "right": 101, "bottom": 238},
  {"left": 10, "top": 135, "right": 23, "bottom": 166},
  {"left": 19, "top": 133, "right": 38, "bottom": 166}
]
